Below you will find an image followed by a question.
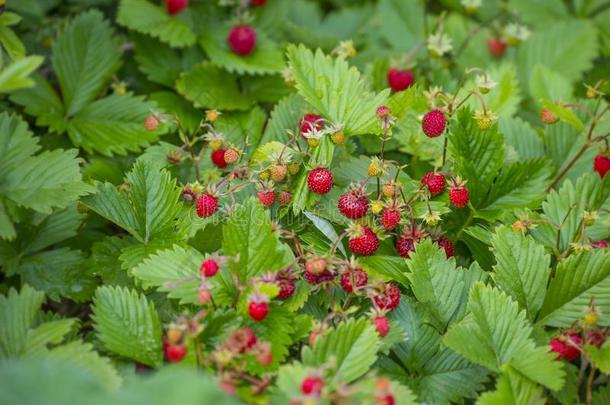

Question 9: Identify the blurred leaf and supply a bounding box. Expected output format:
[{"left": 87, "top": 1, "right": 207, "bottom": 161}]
[
  {"left": 0, "top": 56, "right": 43, "bottom": 93},
  {"left": 529, "top": 64, "right": 572, "bottom": 100}
]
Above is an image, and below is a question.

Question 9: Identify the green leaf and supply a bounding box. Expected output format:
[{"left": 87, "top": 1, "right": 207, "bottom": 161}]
[
  {"left": 585, "top": 341, "right": 610, "bottom": 375},
  {"left": 376, "top": 0, "right": 425, "bottom": 51},
  {"left": 477, "top": 367, "right": 545, "bottom": 405},
  {"left": 490, "top": 226, "right": 551, "bottom": 319},
  {"left": 22, "top": 319, "right": 76, "bottom": 358},
  {"left": 176, "top": 63, "right": 254, "bottom": 111},
  {"left": 286, "top": 44, "right": 389, "bottom": 135},
  {"left": 47, "top": 340, "right": 122, "bottom": 390},
  {"left": 302, "top": 318, "right": 380, "bottom": 383},
  {"left": 465, "top": 63, "right": 521, "bottom": 118},
  {"left": 82, "top": 160, "right": 183, "bottom": 244},
  {"left": 537, "top": 249, "right": 610, "bottom": 327},
  {"left": 303, "top": 211, "right": 346, "bottom": 256},
  {"left": 222, "top": 198, "right": 294, "bottom": 287},
  {"left": 0, "top": 55, "right": 43, "bottom": 93},
  {"left": 91, "top": 285, "right": 163, "bottom": 366},
  {"left": 358, "top": 255, "right": 410, "bottom": 288},
  {"left": 67, "top": 93, "right": 163, "bottom": 156},
  {"left": 0, "top": 285, "right": 44, "bottom": 359},
  {"left": 9, "top": 75, "right": 66, "bottom": 133},
  {"left": 117, "top": 0, "right": 196, "bottom": 48},
  {"left": 0, "top": 113, "right": 93, "bottom": 225},
  {"left": 260, "top": 93, "right": 309, "bottom": 144},
  {"left": 444, "top": 283, "right": 565, "bottom": 391},
  {"left": 246, "top": 306, "right": 295, "bottom": 374},
  {"left": 518, "top": 20, "right": 598, "bottom": 83},
  {"left": 51, "top": 10, "right": 121, "bottom": 117},
  {"left": 499, "top": 116, "right": 545, "bottom": 160},
  {"left": 133, "top": 244, "right": 203, "bottom": 305},
  {"left": 200, "top": 27, "right": 285, "bottom": 75},
  {"left": 529, "top": 64, "right": 572, "bottom": 100}
]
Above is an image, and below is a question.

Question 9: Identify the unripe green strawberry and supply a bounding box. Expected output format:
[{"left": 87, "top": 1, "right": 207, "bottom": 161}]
[
  {"left": 540, "top": 108, "right": 559, "bottom": 125},
  {"left": 331, "top": 130, "right": 345, "bottom": 145},
  {"left": 224, "top": 148, "right": 240, "bottom": 164}
]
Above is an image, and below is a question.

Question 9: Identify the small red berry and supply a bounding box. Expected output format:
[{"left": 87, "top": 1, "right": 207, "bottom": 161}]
[
  {"left": 540, "top": 108, "right": 559, "bottom": 125},
  {"left": 278, "top": 191, "right": 292, "bottom": 205},
  {"left": 165, "top": 0, "right": 188, "bottom": 16},
  {"left": 381, "top": 208, "right": 401, "bottom": 231},
  {"left": 348, "top": 226, "right": 380, "bottom": 256},
  {"left": 372, "top": 316, "right": 390, "bottom": 337},
  {"left": 164, "top": 343, "right": 187, "bottom": 362},
  {"left": 586, "top": 330, "right": 607, "bottom": 348},
  {"left": 421, "top": 172, "right": 446, "bottom": 196},
  {"left": 304, "top": 269, "right": 335, "bottom": 285},
  {"left": 144, "top": 115, "right": 159, "bottom": 131},
  {"left": 592, "top": 240, "right": 609, "bottom": 249},
  {"left": 198, "top": 288, "right": 211, "bottom": 304},
  {"left": 594, "top": 154, "right": 610, "bottom": 178},
  {"left": 376, "top": 394, "right": 395, "bottom": 405},
  {"left": 249, "top": 301, "right": 269, "bottom": 321},
  {"left": 200, "top": 258, "right": 219, "bottom": 277},
  {"left": 307, "top": 167, "right": 333, "bottom": 194},
  {"left": 396, "top": 235, "right": 416, "bottom": 258},
  {"left": 250, "top": 0, "right": 266, "bottom": 6},
  {"left": 487, "top": 37, "right": 507, "bottom": 58},
  {"left": 373, "top": 283, "right": 401, "bottom": 311},
  {"left": 387, "top": 68, "right": 415, "bottom": 92},
  {"left": 256, "top": 342, "right": 273, "bottom": 366},
  {"left": 211, "top": 149, "right": 228, "bottom": 168},
  {"left": 257, "top": 191, "right": 276, "bottom": 207},
  {"left": 422, "top": 110, "right": 446, "bottom": 137},
  {"left": 436, "top": 236, "right": 455, "bottom": 258},
  {"left": 309, "top": 330, "right": 320, "bottom": 346},
  {"left": 227, "top": 25, "right": 256, "bottom": 56},
  {"left": 376, "top": 105, "right": 391, "bottom": 117},
  {"left": 338, "top": 189, "right": 369, "bottom": 219},
  {"left": 301, "top": 376, "right": 324, "bottom": 396},
  {"left": 340, "top": 268, "right": 368, "bottom": 293},
  {"left": 449, "top": 184, "right": 469, "bottom": 208},
  {"left": 277, "top": 278, "right": 296, "bottom": 300},
  {"left": 196, "top": 194, "right": 219, "bottom": 218},
  {"left": 231, "top": 327, "right": 257, "bottom": 352},
  {"left": 299, "top": 114, "right": 323, "bottom": 135},
  {"left": 549, "top": 333, "right": 582, "bottom": 361}
]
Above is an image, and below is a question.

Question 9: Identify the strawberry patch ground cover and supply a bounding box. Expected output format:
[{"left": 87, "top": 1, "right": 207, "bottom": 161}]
[{"left": 0, "top": 0, "right": 610, "bottom": 404}]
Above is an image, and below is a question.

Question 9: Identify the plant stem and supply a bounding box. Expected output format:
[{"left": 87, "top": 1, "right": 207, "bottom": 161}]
[
  {"left": 546, "top": 143, "right": 589, "bottom": 192},
  {"left": 586, "top": 365, "right": 596, "bottom": 405}
]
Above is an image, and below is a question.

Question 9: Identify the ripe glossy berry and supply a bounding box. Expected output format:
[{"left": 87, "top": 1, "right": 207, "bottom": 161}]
[
  {"left": 487, "top": 37, "right": 507, "bottom": 58},
  {"left": 592, "top": 240, "right": 609, "bottom": 249},
  {"left": 164, "top": 343, "right": 187, "bottom": 362},
  {"left": 227, "top": 25, "right": 256, "bottom": 56},
  {"left": 396, "top": 234, "right": 416, "bottom": 258},
  {"left": 594, "top": 154, "right": 610, "bottom": 178},
  {"left": 348, "top": 227, "right": 380, "bottom": 256},
  {"left": 200, "top": 258, "right": 219, "bottom": 277},
  {"left": 144, "top": 115, "right": 159, "bottom": 131},
  {"left": 449, "top": 185, "right": 469, "bottom": 208},
  {"left": 422, "top": 110, "right": 446, "bottom": 137},
  {"left": 299, "top": 114, "right": 323, "bottom": 135},
  {"left": 278, "top": 191, "right": 292, "bottom": 205},
  {"left": 372, "top": 316, "right": 390, "bottom": 337},
  {"left": 373, "top": 283, "right": 401, "bottom": 311},
  {"left": 304, "top": 269, "right": 335, "bottom": 284},
  {"left": 549, "top": 333, "right": 582, "bottom": 361},
  {"left": 211, "top": 149, "right": 228, "bottom": 168},
  {"left": 196, "top": 194, "right": 218, "bottom": 218},
  {"left": 249, "top": 301, "right": 269, "bottom": 321},
  {"left": 338, "top": 190, "right": 369, "bottom": 219},
  {"left": 224, "top": 148, "right": 239, "bottom": 164},
  {"left": 277, "top": 278, "right": 296, "bottom": 299},
  {"left": 340, "top": 268, "right": 368, "bottom": 293},
  {"left": 540, "top": 108, "right": 559, "bottom": 125},
  {"left": 421, "top": 172, "right": 446, "bottom": 196},
  {"left": 251, "top": 0, "right": 266, "bottom": 5},
  {"left": 307, "top": 167, "right": 333, "bottom": 194},
  {"left": 301, "top": 376, "right": 324, "bottom": 396},
  {"left": 387, "top": 68, "right": 415, "bottom": 92},
  {"left": 381, "top": 208, "right": 401, "bottom": 231},
  {"left": 165, "top": 0, "right": 188, "bottom": 16},
  {"left": 377, "top": 394, "right": 396, "bottom": 405},
  {"left": 437, "top": 236, "right": 455, "bottom": 258},
  {"left": 257, "top": 191, "right": 275, "bottom": 207}
]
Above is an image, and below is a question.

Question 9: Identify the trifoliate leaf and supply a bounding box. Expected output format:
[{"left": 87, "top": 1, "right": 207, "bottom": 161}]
[{"left": 0, "top": 285, "right": 45, "bottom": 359}]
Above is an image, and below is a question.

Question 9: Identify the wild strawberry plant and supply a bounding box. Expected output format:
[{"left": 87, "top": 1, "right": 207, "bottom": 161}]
[{"left": 0, "top": 0, "right": 609, "bottom": 404}]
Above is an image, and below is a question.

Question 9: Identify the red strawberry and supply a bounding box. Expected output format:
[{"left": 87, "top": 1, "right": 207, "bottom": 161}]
[
  {"left": 421, "top": 172, "right": 446, "bottom": 196},
  {"left": 144, "top": 115, "right": 159, "bottom": 131},
  {"left": 592, "top": 240, "right": 609, "bottom": 249},
  {"left": 487, "top": 37, "right": 507, "bottom": 58},
  {"left": 594, "top": 154, "right": 610, "bottom": 178},
  {"left": 436, "top": 236, "right": 455, "bottom": 258},
  {"left": 422, "top": 110, "right": 446, "bottom": 137},
  {"left": 227, "top": 25, "right": 256, "bottom": 56},
  {"left": 164, "top": 343, "right": 187, "bottom": 362},
  {"left": 278, "top": 191, "right": 292, "bottom": 205},
  {"left": 549, "top": 333, "right": 582, "bottom": 361},
  {"left": 307, "top": 167, "right": 333, "bottom": 194},
  {"left": 200, "top": 258, "right": 219, "bottom": 277},
  {"left": 196, "top": 194, "right": 219, "bottom": 218},
  {"left": 348, "top": 226, "right": 380, "bottom": 256},
  {"left": 257, "top": 191, "right": 275, "bottom": 207},
  {"left": 211, "top": 149, "right": 228, "bottom": 168},
  {"left": 340, "top": 268, "right": 368, "bottom": 293},
  {"left": 372, "top": 316, "right": 390, "bottom": 337},
  {"left": 277, "top": 278, "right": 296, "bottom": 299},
  {"left": 249, "top": 301, "right": 269, "bottom": 321},
  {"left": 338, "top": 189, "right": 369, "bottom": 219},
  {"left": 449, "top": 180, "right": 469, "bottom": 208},
  {"left": 299, "top": 114, "right": 323, "bottom": 135},
  {"left": 377, "top": 394, "right": 395, "bottom": 405},
  {"left": 230, "top": 327, "right": 257, "bottom": 352},
  {"left": 586, "top": 330, "right": 607, "bottom": 348},
  {"left": 251, "top": 0, "right": 266, "bottom": 5},
  {"left": 387, "top": 68, "right": 415, "bottom": 92},
  {"left": 381, "top": 207, "right": 401, "bottom": 231},
  {"left": 396, "top": 235, "right": 416, "bottom": 258},
  {"left": 376, "top": 105, "right": 391, "bottom": 117},
  {"left": 373, "top": 283, "right": 401, "bottom": 311},
  {"left": 301, "top": 376, "right": 324, "bottom": 396},
  {"left": 165, "top": 0, "right": 188, "bottom": 15}
]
